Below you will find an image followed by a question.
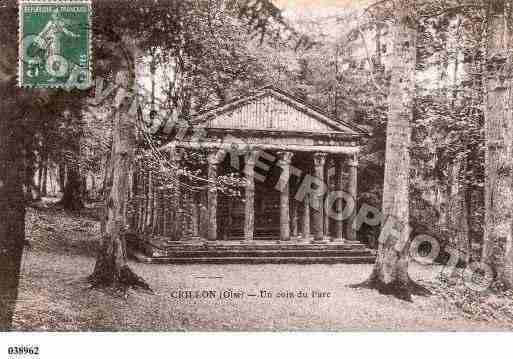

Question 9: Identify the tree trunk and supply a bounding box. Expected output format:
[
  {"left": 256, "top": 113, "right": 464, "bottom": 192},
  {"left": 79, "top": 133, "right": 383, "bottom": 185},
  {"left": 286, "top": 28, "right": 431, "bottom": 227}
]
[
  {"left": 58, "top": 161, "right": 66, "bottom": 193},
  {"left": 446, "top": 19, "right": 470, "bottom": 263},
  {"left": 100, "top": 153, "right": 112, "bottom": 236},
  {"left": 482, "top": 0, "right": 513, "bottom": 287},
  {"left": 41, "top": 156, "right": 48, "bottom": 197},
  {"left": 59, "top": 163, "right": 84, "bottom": 211},
  {"left": 0, "top": 102, "right": 26, "bottom": 330},
  {"left": 87, "top": 172, "right": 95, "bottom": 200},
  {"left": 462, "top": 26, "right": 485, "bottom": 263},
  {"left": 88, "top": 61, "right": 151, "bottom": 293},
  {"left": 145, "top": 170, "right": 154, "bottom": 232},
  {"left": 0, "top": 1, "right": 53, "bottom": 327},
  {"left": 37, "top": 157, "right": 44, "bottom": 194},
  {"left": 435, "top": 184, "right": 447, "bottom": 229},
  {"left": 447, "top": 158, "right": 470, "bottom": 264},
  {"left": 352, "top": 6, "right": 428, "bottom": 301},
  {"left": 137, "top": 166, "right": 146, "bottom": 232},
  {"left": 24, "top": 147, "right": 40, "bottom": 202}
]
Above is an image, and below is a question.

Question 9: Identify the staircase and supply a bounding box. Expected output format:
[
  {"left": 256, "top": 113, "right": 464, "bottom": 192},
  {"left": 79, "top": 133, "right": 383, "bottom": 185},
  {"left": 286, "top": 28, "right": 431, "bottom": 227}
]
[{"left": 128, "top": 235, "right": 376, "bottom": 264}]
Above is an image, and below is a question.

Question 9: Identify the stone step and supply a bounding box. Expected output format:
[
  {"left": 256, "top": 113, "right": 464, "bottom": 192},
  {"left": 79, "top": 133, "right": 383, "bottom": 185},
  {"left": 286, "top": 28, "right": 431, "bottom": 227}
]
[
  {"left": 137, "top": 239, "right": 366, "bottom": 251},
  {"left": 224, "top": 235, "right": 283, "bottom": 241},
  {"left": 146, "top": 249, "right": 374, "bottom": 258},
  {"left": 127, "top": 235, "right": 376, "bottom": 264},
  {"left": 138, "top": 242, "right": 369, "bottom": 256},
  {"left": 130, "top": 251, "right": 376, "bottom": 265}
]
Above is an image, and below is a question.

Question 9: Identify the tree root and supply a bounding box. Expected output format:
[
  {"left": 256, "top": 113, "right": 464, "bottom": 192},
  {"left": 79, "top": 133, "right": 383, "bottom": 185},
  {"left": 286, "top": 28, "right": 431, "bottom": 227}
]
[
  {"left": 87, "top": 261, "right": 153, "bottom": 297},
  {"left": 349, "top": 273, "right": 431, "bottom": 302}
]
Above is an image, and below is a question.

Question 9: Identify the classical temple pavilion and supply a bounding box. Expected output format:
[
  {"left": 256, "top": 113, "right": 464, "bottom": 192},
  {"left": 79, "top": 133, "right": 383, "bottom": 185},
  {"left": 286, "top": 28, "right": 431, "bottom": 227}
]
[{"left": 128, "top": 86, "right": 376, "bottom": 264}]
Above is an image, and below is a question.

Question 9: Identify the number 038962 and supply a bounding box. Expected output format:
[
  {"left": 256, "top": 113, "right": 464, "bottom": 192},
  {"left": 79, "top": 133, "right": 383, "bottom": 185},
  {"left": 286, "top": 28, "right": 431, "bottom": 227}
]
[{"left": 7, "top": 346, "right": 39, "bottom": 355}]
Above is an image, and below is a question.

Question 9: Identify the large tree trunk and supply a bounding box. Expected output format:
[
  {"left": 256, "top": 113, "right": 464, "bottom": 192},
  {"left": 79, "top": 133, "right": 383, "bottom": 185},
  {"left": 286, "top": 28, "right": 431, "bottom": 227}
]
[
  {"left": 461, "top": 25, "right": 486, "bottom": 262},
  {"left": 0, "top": 0, "right": 53, "bottom": 329},
  {"left": 447, "top": 158, "right": 470, "bottom": 263},
  {"left": 482, "top": 0, "right": 513, "bottom": 287},
  {"left": 0, "top": 6, "right": 30, "bottom": 327},
  {"left": 88, "top": 60, "right": 150, "bottom": 293},
  {"left": 352, "top": 5, "right": 428, "bottom": 301},
  {"left": 0, "top": 100, "right": 27, "bottom": 330},
  {"left": 446, "top": 23, "right": 470, "bottom": 262}
]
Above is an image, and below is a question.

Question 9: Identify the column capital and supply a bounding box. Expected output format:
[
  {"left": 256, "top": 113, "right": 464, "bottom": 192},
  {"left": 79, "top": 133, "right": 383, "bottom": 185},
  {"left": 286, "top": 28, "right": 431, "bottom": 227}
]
[
  {"left": 313, "top": 152, "right": 328, "bottom": 167},
  {"left": 277, "top": 151, "right": 294, "bottom": 165},
  {"left": 346, "top": 153, "right": 358, "bottom": 167},
  {"left": 207, "top": 149, "right": 220, "bottom": 241},
  {"left": 244, "top": 149, "right": 261, "bottom": 166}
]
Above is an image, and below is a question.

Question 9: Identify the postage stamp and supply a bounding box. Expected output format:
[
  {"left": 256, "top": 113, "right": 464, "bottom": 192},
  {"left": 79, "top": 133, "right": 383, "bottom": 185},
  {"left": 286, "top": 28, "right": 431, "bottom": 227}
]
[{"left": 18, "top": 0, "right": 92, "bottom": 89}]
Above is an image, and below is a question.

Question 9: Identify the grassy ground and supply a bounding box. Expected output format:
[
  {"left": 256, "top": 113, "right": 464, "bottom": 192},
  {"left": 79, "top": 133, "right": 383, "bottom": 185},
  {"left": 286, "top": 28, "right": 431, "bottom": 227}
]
[{"left": 11, "top": 203, "right": 513, "bottom": 331}]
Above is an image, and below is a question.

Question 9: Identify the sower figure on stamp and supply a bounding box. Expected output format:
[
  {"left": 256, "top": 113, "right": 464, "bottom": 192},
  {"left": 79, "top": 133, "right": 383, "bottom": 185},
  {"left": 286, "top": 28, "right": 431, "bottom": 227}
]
[{"left": 33, "top": 8, "right": 79, "bottom": 63}]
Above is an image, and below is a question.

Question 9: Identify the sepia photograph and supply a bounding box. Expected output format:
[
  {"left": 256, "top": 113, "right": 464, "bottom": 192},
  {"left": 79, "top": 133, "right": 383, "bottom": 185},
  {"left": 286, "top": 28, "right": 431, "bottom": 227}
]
[{"left": 2, "top": 0, "right": 513, "bottom": 352}]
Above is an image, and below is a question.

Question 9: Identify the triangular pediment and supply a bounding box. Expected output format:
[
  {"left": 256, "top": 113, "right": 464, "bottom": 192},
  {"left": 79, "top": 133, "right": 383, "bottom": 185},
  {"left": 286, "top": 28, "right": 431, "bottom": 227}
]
[{"left": 193, "top": 87, "right": 365, "bottom": 135}]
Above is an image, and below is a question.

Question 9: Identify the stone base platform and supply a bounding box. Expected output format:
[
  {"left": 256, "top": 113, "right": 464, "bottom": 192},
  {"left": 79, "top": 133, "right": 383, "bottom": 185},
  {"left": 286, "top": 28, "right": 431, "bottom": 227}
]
[{"left": 127, "top": 234, "right": 376, "bottom": 265}]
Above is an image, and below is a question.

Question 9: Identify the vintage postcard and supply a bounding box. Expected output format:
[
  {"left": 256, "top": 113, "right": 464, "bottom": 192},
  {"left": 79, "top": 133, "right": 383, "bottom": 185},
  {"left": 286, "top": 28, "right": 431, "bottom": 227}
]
[{"left": 1, "top": 0, "right": 513, "bottom": 356}]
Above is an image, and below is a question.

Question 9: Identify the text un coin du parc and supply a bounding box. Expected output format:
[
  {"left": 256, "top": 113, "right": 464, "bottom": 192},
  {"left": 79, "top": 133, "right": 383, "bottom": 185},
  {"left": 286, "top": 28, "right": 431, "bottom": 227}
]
[{"left": 169, "top": 289, "right": 332, "bottom": 300}]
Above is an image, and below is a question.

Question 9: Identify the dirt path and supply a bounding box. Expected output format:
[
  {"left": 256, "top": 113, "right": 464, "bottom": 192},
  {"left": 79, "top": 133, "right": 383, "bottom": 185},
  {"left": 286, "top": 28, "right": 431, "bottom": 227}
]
[{"left": 12, "top": 206, "right": 513, "bottom": 331}]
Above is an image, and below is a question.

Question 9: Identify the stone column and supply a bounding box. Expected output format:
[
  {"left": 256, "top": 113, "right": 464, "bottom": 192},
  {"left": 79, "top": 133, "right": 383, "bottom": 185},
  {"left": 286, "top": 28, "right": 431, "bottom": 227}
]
[
  {"left": 346, "top": 153, "right": 358, "bottom": 242},
  {"left": 207, "top": 149, "right": 224, "bottom": 241},
  {"left": 244, "top": 150, "right": 259, "bottom": 242},
  {"left": 277, "top": 151, "right": 294, "bottom": 241},
  {"left": 291, "top": 200, "right": 299, "bottom": 239},
  {"left": 334, "top": 157, "right": 345, "bottom": 242},
  {"left": 191, "top": 192, "right": 200, "bottom": 239},
  {"left": 302, "top": 193, "right": 311, "bottom": 241},
  {"left": 312, "top": 152, "right": 327, "bottom": 241},
  {"left": 324, "top": 163, "right": 331, "bottom": 240},
  {"left": 301, "top": 159, "right": 311, "bottom": 241}
]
